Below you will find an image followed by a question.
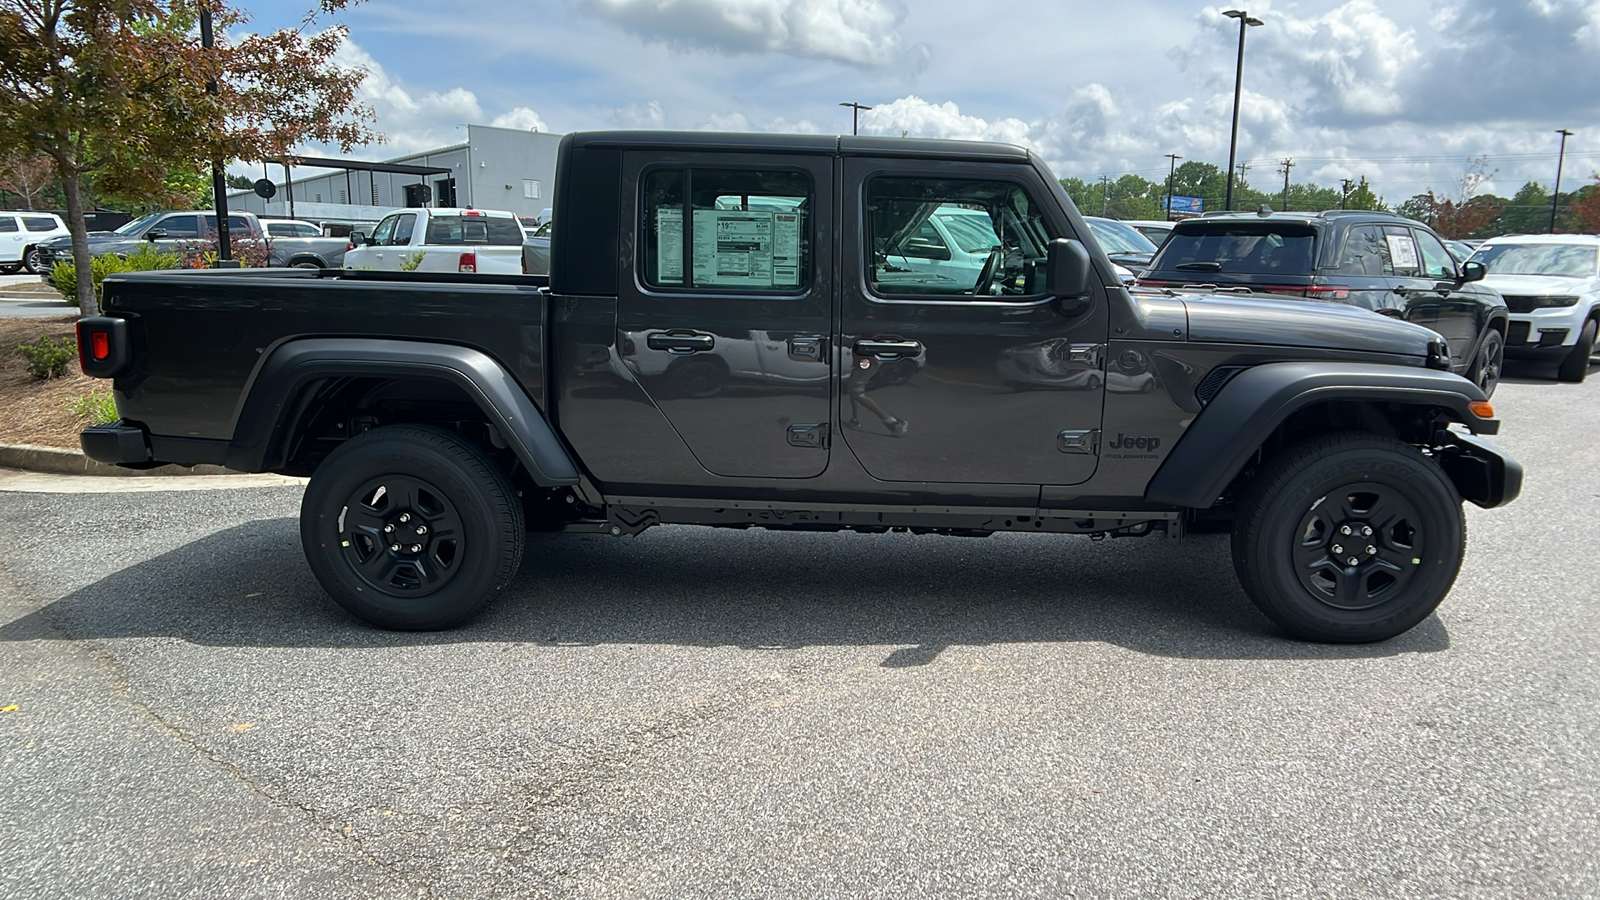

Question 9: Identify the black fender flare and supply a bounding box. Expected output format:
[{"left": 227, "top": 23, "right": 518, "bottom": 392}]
[
  {"left": 1145, "top": 361, "right": 1495, "bottom": 509},
  {"left": 226, "top": 338, "right": 579, "bottom": 486}
]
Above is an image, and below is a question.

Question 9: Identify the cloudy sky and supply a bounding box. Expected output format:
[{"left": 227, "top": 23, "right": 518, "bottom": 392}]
[{"left": 242, "top": 0, "right": 1600, "bottom": 203}]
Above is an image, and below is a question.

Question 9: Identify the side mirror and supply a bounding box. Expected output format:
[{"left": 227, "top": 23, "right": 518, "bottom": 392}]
[
  {"left": 1459, "top": 260, "right": 1487, "bottom": 283},
  {"left": 348, "top": 232, "right": 366, "bottom": 246},
  {"left": 145, "top": 229, "right": 167, "bottom": 241},
  {"left": 1047, "top": 238, "right": 1092, "bottom": 314}
]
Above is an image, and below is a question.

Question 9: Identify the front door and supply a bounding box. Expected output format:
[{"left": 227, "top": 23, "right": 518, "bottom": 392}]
[
  {"left": 839, "top": 159, "right": 1108, "bottom": 487},
  {"left": 1409, "top": 226, "right": 1487, "bottom": 371},
  {"left": 615, "top": 151, "right": 834, "bottom": 479}
]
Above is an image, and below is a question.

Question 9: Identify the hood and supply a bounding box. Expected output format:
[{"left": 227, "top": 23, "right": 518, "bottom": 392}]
[
  {"left": 1180, "top": 292, "right": 1440, "bottom": 358},
  {"left": 1482, "top": 273, "right": 1597, "bottom": 296},
  {"left": 40, "top": 231, "right": 124, "bottom": 249}
]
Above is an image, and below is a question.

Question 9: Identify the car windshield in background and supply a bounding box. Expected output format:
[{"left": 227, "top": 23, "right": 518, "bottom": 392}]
[
  {"left": 1087, "top": 219, "right": 1159, "bottom": 255},
  {"left": 934, "top": 210, "right": 1001, "bottom": 253},
  {"left": 1156, "top": 224, "right": 1316, "bottom": 275},
  {"left": 1469, "top": 243, "right": 1599, "bottom": 278},
  {"left": 424, "top": 215, "right": 525, "bottom": 246},
  {"left": 114, "top": 214, "right": 159, "bottom": 235}
]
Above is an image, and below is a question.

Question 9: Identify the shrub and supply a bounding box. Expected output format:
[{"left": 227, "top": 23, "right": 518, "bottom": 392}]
[
  {"left": 17, "top": 333, "right": 76, "bottom": 380},
  {"left": 68, "top": 390, "right": 119, "bottom": 425},
  {"left": 399, "top": 251, "right": 425, "bottom": 272},
  {"left": 49, "top": 244, "right": 182, "bottom": 310}
]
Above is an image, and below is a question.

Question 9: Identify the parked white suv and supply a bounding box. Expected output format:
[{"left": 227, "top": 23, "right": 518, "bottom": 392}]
[
  {"left": 343, "top": 208, "right": 527, "bottom": 275},
  {"left": 0, "top": 211, "right": 68, "bottom": 274},
  {"left": 1467, "top": 234, "right": 1600, "bottom": 382}
]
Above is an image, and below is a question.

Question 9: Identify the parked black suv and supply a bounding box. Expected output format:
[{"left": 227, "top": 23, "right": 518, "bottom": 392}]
[{"left": 1138, "top": 210, "right": 1509, "bottom": 396}]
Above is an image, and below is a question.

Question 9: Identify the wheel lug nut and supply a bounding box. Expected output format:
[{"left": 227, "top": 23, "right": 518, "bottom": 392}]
[
  {"left": 1341, "top": 526, "right": 1352, "bottom": 535},
  {"left": 416, "top": 525, "right": 428, "bottom": 535},
  {"left": 399, "top": 514, "right": 411, "bottom": 523},
  {"left": 1366, "top": 545, "right": 1377, "bottom": 555},
  {"left": 390, "top": 543, "right": 401, "bottom": 552},
  {"left": 1362, "top": 527, "right": 1373, "bottom": 537},
  {"left": 1332, "top": 544, "right": 1344, "bottom": 555},
  {"left": 383, "top": 524, "right": 394, "bottom": 534},
  {"left": 1348, "top": 557, "right": 1360, "bottom": 566},
  {"left": 410, "top": 544, "right": 422, "bottom": 553}
]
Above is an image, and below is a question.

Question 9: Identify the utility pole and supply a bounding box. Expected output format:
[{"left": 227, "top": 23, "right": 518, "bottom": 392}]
[
  {"left": 1235, "top": 162, "right": 1251, "bottom": 207},
  {"left": 1340, "top": 178, "right": 1355, "bottom": 209},
  {"left": 1278, "top": 158, "right": 1294, "bottom": 211},
  {"left": 1100, "top": 174, "right": 1111, "bottom": 216},
  {"left": 1552, "top": 128, "right": 1574, "bottom": 233},
  {"left": 1164, "top": 154, "right": 1182, "bottom": 221},
  {"left": 839, "top": 102, "right": 873, "bottom": 136},
  {"left": 199, "top": 8, "right": 235, "bottom": 265}
]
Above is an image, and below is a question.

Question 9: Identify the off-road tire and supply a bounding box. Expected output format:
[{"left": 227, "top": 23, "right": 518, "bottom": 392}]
[
  {"left": 1472, "top": 328, "right": 1504, "bottom": 398},
  {"left": 1231, "top": 432, "right": 1465, "bottom": 643},
  {"left": 300, "top": 424, "right": 524, "bottom": 630},
  {"left": 1557, "top": 319, "right": 1596, "bottom": 383}
]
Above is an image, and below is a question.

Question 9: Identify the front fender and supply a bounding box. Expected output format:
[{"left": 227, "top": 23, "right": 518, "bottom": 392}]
[
  {"left": 227, "top": 338, "right": 579, "bottom": 486},
  {"left": 1145, "top": 361, "right": 1497, "bottom": 509}
]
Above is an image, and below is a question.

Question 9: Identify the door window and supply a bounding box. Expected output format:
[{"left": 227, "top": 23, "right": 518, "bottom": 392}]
[
  {"left": 1413, "top": 230, "right": 1458, "bottom": 280},
  {"left": 1382, "top": 226, "right": 1421, "bottom": 277},
  {"left": 0, "top": 217, "right": 19, "bottom": 233},
  {"left": 391, "top": 213, "right": 417, "bottom": 245},
  {"left": 159, "top": 215, "right": 200, "bottom": 239},
  {"left": 864, "top": 177, "right": 1055, "bottom": 298},
  {"left": 22, "top": 217, "right": 58, "bottom": 232},
  {"left": 370, "top": 215, "right": 399, "bottom": 246},
  {"left": 1336, "top": 225, "right": 1393, "bottom": 276},
  {"left": 640, "top": 168, "right": 812, "bottom": 294}
]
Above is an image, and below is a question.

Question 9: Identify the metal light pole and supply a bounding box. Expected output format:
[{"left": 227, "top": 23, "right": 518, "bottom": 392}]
[
  {"left": 1164, "top": 153, "right": 1182, "bottom": 221},
  {"left": 839, "top": 102, "right": 873, "bottom": 136},
  {"left": 1222, "top": 9, "right": 1263, "bottom": 212},
  {"left": 1551, "top": 128, "right": 1573, "bottom": 233},
  {"left": 199, "top": 7, "right": 234, "bottom": 264}
]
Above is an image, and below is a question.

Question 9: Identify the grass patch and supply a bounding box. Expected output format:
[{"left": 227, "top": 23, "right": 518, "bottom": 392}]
[{"left": 68, "top": 390, "right": 119, "bottom": 425}]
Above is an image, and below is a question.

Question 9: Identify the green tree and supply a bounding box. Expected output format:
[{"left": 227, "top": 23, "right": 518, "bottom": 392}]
[
  {"left": 226, "top": 172, "right": 254, "bottom": 191},
  {"left": 1060, "top": 174, "right": 1165, "bottom": 219},
  {"left": 1494, "top": 181, "right": 1551, "bottom": 236},
  {"left": 0, "top": 0, "right": 378, "bottom": 314}
]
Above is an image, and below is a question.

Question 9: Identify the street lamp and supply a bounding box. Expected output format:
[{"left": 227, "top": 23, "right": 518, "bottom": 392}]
[
  {"left": 1222, "top": 9, "right": 1263, "bottom": 212},
  {"left": 839, "top": 102, "right": 873, "bottom": 136},
  {"left": 1551, "top": 128, "right": 1573, "bottom": 233}
]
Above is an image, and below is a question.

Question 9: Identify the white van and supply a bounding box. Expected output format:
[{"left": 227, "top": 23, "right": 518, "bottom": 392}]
[
  {"left": 343, "top": 208, "right": 527, "bottom": 275},
  {"left": 0, "top": 212, "right": 69, "bottom": 274}
]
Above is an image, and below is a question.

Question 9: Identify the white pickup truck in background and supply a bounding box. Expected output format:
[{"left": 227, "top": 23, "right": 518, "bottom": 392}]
[{"left": 343, "top": 208, "right": 527, "bottom": 275}]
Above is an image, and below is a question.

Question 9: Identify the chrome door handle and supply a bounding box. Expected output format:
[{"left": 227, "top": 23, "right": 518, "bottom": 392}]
[
  {"left": 854, "top": 340, "right": 923, "bottom": 359},
  {"left": 647, "top": 331, "right": 715, "bottom": 354}
]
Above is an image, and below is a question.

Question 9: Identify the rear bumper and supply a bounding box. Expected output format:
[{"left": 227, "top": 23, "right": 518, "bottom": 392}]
[
  {"left": 1437, "top": 431, "right": 1522, "bottom": 509},
  {"left": 80, "top": 421, "right": 152, "bottom": 467}
]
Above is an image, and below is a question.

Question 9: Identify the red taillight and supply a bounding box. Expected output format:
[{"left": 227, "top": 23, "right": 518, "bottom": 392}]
[
  {"left": 458, "top": 252, "right": 477, "bottom": 274},
  {"left": 463, "top": 210, "right": 483, "bottom": 217},
  {"left": 1135, "top": 279, "right": 1171, "bottom": 288},
  {"left": 92, "top": 331, "right": 110, "bottom": 360},
  {"left": 346, "top": 241, "right": 356, "bottom": 252},
  {"left": 1302, "top": 284, "right": 1351, "bottom": 300}
]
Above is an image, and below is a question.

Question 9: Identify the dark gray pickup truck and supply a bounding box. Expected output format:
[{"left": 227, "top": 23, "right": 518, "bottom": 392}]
[{"left": 76, "top": 131, "right": 1521, "bottom": 643}]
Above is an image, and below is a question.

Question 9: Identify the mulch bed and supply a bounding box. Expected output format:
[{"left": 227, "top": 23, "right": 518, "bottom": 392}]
[{"left": 0, "top": 315, "right": 105, "bottom": 450}]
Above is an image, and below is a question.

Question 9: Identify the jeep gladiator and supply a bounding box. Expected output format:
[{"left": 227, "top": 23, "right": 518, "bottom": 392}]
[{"left": 77, "top": 131, "right": 1522, "bottom": 643}]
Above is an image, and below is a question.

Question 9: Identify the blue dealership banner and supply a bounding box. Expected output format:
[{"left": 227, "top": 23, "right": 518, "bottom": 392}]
[{"left": 1165, "top": 196, "right": 1203, "bottom": 214}]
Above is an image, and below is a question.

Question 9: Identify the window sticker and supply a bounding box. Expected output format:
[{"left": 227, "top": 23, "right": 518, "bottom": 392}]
[
  {"left": 693, "top": 209, "right": 776, "bottom": 288},
  {"left": 772, "top": 212, "right": 801, "bottom": 287},
  {"left": 657, "top": 207, "right": 684, "bottom": 283},
  {"left": 1386, "top": 233, "right": 1419, "bottom": 270}
]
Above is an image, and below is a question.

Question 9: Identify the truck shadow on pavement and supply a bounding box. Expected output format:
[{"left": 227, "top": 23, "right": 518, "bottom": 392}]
[{"left": 0, "top": 517, "right": 1450, "bottom": 663}]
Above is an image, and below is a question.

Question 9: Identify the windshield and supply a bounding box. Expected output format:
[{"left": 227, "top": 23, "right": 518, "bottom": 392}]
[
  {"left": 1087, "top": 218, "right": 1159, "bottom": 255},
  {"left": 114, "top": 213, "right": 160, "bottom": 235},
  {"left": 1152, "top": 223, "right": 1317, "bottom": 276},
  {"left": 1469, "top": 243, "right": 1599, "bottom": 278}
]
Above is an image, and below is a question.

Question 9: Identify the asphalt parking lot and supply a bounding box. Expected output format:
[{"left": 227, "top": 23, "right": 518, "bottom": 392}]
[
  {"left": 2, "top": 360, "right": 1597, "bottom": 899},
  {"left": 0, "top": 273, "right": 70, "bottom": 318}
]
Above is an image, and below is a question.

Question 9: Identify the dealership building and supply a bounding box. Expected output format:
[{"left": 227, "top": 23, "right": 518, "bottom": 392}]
[{"left": 227, "top": 124, "right": 562, "bottom": 225}]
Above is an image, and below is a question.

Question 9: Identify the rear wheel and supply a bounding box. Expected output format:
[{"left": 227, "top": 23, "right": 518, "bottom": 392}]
[
  {"left": 1471, "top": 328, "right": 1504, "bottom": 397},
  {"left": 1557, "top": 319, "right": 1596, "bottom": 383},
  {"left": 300, "top": 424, "right": 524, "bottom": 630},
  {"left": 1231, "top": 432, "right": 1464, "bottom": 643}
]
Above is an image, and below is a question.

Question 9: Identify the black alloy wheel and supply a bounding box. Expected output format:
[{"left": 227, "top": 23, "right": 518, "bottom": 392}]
[
  {"left": 300, "top": 424, "right": 524, "bottom": 630},
  {"left": 1473, "top": 329, "right": 1504, "bottom": 398},
  {"left": 1232, "top": 432, "right": 1465, "bottom": 643}
]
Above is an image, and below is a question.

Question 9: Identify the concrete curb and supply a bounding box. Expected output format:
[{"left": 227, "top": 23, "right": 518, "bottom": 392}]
[{"left": 0, "top": 443, "right": 237, "bottom": 477}]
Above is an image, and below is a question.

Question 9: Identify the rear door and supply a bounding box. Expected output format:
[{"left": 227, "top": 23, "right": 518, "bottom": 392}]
[
  {"left": 839, "top": 157, "right": 1109, "bottom": 489},
  {"left": 1330, "top": 224, "right": 1405, "bottom": 313},
  {"left": 1382, "top": 225, "right": 1446, "bottom": 340},
  {"left": 614, "top": 151, "right": 834, "bottom": 478}
]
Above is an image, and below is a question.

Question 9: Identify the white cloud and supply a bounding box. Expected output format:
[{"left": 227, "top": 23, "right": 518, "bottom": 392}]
[
  {"left": 859, "top": 96, "right": 1033, "bottom": 146},
  {"left": 1270, "top": 0, "right": 1419, "bottom": 117},
  {"left": 571, "top": 0, "right": 911, "bottom": 67},
  {"left": 328, "top": 40, "right": 550, "bottom": 156}
]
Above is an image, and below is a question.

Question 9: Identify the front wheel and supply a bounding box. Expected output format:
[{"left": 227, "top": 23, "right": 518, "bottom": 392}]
[
  {"left": 1557, "top": 319, "right": 1596, "bottom": 383},
  {"left": 1231, "top": 432, "right": 1465, "bottom": 643},
  {"left": 1472, "top": 328, "right": 1504, "bottom": 398},
  {"left": 300, "top": 424, "right": 524, "bottom": 630},
  {"left": 21, "top": 247, "right": 41, "bottom": 274}
]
